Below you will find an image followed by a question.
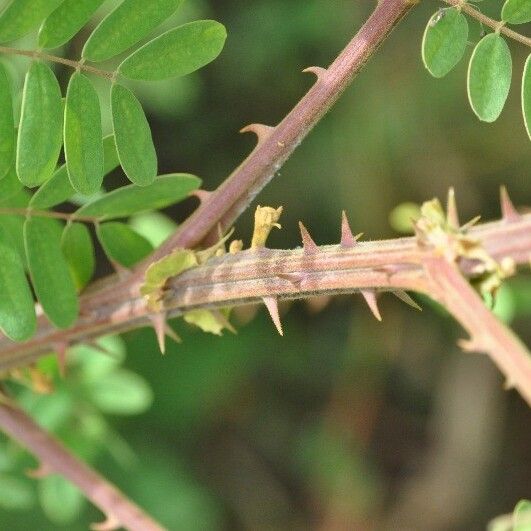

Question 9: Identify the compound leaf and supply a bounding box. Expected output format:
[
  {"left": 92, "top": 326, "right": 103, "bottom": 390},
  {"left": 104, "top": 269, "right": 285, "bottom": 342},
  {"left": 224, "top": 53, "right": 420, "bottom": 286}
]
[
  {"left": 523, "top": 54, "right": 531, "bottom": 141},
  {"left": 82, "top": 0, "right": 183, "bottom": 62},
  {"left": 0, "top": 0, "right": 64, "bottom": 44},
  {"left": 422, "top": 8, "right": 468, "bottom": 78},
  {"left": 75, "top": 173, "right": 200, "bottom": 220},
  {"left": 119, "top": 20, "right": 227, "bottom": 81},
  {"left": 467, "top": 33, "right": 512, "bottom": 122},
  {"left": 39, "top": 0, "right": 105, "bottom": 49},
  {"left": 111, "top": 83, "right": 157, "bottom": 186},
  {"left": 24, "top": 217, "right": 79, "bottom": 329},
  {"left": 0, "top": 223, "right": 36, "bottom": 341},
  {"left": 96, "top": 222, "right": 153, "bottom": 267},
  {"left": 502, "top": 0, "right": 531, "bottom": 24},
  {"left": 17, "top": 62, "right": 63, "bottom": 187},
  {"left": 64, "top": 72, "right": 104, "bottom": 195},
  {"left": 0, "top": 63, "right": 15, "bottom": 180},
  {"left": 61, "top": 222, "right": 95, "bottom": 291},
  {"left": 31, "top": 135, "right": 119, "bottom": 209}
]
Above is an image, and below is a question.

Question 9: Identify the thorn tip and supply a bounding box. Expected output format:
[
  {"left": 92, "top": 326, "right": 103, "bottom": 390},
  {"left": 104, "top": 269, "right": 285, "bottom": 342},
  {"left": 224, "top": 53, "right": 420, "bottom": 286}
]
[
  {"left": 446, "top": 187, "right": 460, "bottom": 228},
  {"left": 500, "top": 185, "right": 520, "bottom": 222},
  {"left": 262, "top": 296, "right": 283, "bottom": 336},
  {"left": 360, "top": 290, "right": 382, "bottom": 321},
  {"left": 298, "top": 222, "right": 318, "bottom": 253},
  {"left": 340, "top": 210, "right": 360, "bottom": 247}
]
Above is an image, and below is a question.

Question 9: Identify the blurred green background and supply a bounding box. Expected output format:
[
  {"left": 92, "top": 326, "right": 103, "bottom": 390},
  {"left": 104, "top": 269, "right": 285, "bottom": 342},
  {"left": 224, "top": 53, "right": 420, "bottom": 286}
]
[{"left": 0, "top": 1, "right": 530, "bottom": 529}]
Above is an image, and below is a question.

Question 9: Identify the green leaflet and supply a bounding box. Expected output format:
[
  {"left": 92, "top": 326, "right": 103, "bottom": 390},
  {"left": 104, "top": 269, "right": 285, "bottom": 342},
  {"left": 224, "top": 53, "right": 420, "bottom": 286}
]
[
  {"left": 0, "top": 166, "right": 22, "bottom": 203},
  {"left": 97, "top": 222, "right": 153, "bottom": 268},
  {"left": 24, "top": 217, "right": 79, "bottom": 329},
  {"left": 30, "top": 134, "right": 119, "bottom": 209},
  {"left": 61, "top": 222, "right": 95, "bottom": 291},
  {"left": 82, "top": 0, "right": 183, "bottom": 62},
  {"left": 0, "top": 0, "right": 64, "bottom": 44},
  {"left": 119, "top": 20, "right": 227, "bottom": 81},
  {"left": 0, "top": 475, "right": 35, "bottom": 510},
  {"left": 75, "top": 173, "right": 200, "bottom": 220},
  {"left": 0, "top": 223, "right": 36, "bottom": 341},
  {"left": 39, "top": 475, "right": 83, "bottom": 525},
  {"left": 467, "top": 34, "right": 512, "bottom": 123},
  {"left": 39, "top": 0, "right": 105, "bottom": 49},
  {"left": 0, "top": 187, "right": 30, "bottom": 268},
  {"left": 421, "top": 8, "right": 468, "bottom": 78},
  {"left": 87, "top": 369, "right": 153, "bottom": 415},
  {"left": 17, "top": 62, "right": 63, "bottom": 187},
  {"left": 111, "top": 83, "right": 157, "bottom": 186},
  {"left": 523, "top": 54, "right": 531, "bottom": 141},
  {"left": 502, "top": 0, "right": 531, "bottom": 24},
  {"left": 64, "top": 73, "right": 104, "bottom": 195},
  {"left": 0, "top": 63, "right": 14, "bottom": 180}
]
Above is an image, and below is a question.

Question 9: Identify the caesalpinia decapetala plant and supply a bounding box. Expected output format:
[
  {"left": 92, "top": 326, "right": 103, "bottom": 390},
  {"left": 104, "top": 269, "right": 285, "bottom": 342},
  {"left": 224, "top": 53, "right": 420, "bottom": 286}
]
[{"left": 0, "top": 0, "right": 529, "bottom": 528}]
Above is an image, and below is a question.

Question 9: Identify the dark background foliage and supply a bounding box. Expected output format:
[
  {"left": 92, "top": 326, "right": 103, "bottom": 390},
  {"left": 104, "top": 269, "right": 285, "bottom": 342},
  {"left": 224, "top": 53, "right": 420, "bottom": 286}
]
[{"left": 1, "top": 1, "right": 530, "bottom": 529}]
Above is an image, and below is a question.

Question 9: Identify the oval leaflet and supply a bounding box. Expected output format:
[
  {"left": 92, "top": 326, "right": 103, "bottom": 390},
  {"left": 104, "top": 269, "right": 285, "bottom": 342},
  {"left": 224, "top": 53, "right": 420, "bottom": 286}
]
[
  {"left": 64, "top": 72, "right": 104, "bottom": 195},
  {"left": 119, "top": 20, "right": 227, "bottom": 81},
  {"left": 111, "top": 83, "right": 157, "bottom": 186},
  {"left": 467, "top": 33, "right": 512, "bottom": 123},
  {"left": 422, "top": 8, "right": 468, "bottom": 78},
  {"left": 17, "top": 62, "right": 63, "bottom": 187}
]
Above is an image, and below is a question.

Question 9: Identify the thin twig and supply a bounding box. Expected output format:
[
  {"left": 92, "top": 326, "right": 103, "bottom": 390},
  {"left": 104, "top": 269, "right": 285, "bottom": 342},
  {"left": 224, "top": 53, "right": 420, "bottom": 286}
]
[
  {"left": 442, "top": 0, "right": 531, "bottom": 47},
  {"left": 0, "top": 401, "right": 165, "bottom": 531},
  {"left": 0, "top": 45, "right": 115, "bottom": 79},
  {"left": 0, "top": 208, "right": 97, "bottom": 223}
]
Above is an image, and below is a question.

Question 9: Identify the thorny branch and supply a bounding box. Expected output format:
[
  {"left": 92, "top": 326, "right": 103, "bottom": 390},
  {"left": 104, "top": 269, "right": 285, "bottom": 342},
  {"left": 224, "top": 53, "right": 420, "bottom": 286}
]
[
  {"left": 1, "top": 0, "right": 531, "bottom": 527},
  {"left": 0, "top": 400, "right": 164, "bottom": 531}
]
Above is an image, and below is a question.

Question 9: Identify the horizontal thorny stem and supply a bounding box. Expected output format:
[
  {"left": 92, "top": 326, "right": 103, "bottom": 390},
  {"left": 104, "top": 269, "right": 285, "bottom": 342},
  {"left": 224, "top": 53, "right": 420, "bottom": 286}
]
[
  {"left": 442, "top": 0, "right": 531, "bottom": 47},
  {"left": 0, "top": 400, "right": 165, "bottom": 531},
  {"left": 0, "top": 46, "right": 115, "bottom": 79},
  {"left": 0, "top": 213, "right": 529, "bottom": 373}
]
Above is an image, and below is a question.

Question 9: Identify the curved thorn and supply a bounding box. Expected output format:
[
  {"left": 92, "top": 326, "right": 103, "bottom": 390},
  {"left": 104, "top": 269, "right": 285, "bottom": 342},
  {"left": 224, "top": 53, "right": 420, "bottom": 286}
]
[
  {"left": 191, "top": 189, "right": 212, "bottom": 204},
  {"left": 457, "top": 338, "right": 484, "bottom": 354},
  {"left": 298, "top": 222, "right": 318, "bottom": 254},
  {"left": 360, "top": 290, "right": 382, "bottom": 321},
  {"left": 302, "top": 66, "right": 327, "bottom": 79},
  {"left": 262, "top": 296, "right": 283, "bottom": 336},
  {"left": 240, "top": 123, "right": 275, "bottom": 145},
  {"left": 90, "top": 514, "right": 120, "bottom": 531},
  {"left": 500, "top": 185, "right": 520, "bottom": 222},
  {"left": 26, "top": 462, "right": 53, "bottom": 479},
  {"left": 392, "top": 290, "right": 422, "bottom": 311},
  {"left": 340, "top": 210, "right": 361, "bottom": 247},
  {"left": 446, "top": 187, "right": 460, "bottom": 229}
]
